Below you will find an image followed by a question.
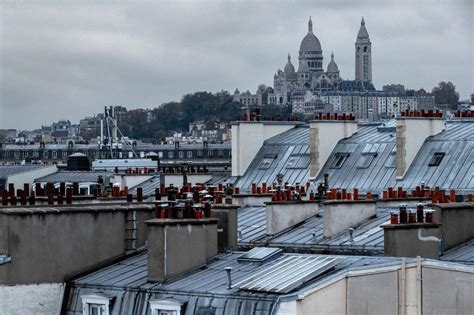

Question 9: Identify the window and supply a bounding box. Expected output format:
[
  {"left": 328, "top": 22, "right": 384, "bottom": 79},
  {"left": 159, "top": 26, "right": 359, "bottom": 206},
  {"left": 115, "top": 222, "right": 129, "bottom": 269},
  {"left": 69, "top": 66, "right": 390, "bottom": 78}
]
[
  {"left": 208, "top": 150, "right": 214, "bottom": 157},
  {"left": 149, "top": 300, "right": 182, "bottom": 315},
  {"left": 197, "top": 150, "right": 203, "bottom": 158},
  {"left": 357, "top": 153, "right": 377, "bottom": 169},
  {"left": 52, "top": 151, "right": 57, "bottom": 159},
  {"left": 168, "top": 151, "right": 174, "bottom": 159},
  {"left": 179, "top": 151, "right": 184, "bottom": 158},
  {"left": 258, "top": 157, "right": 274, "bottom": 169},
  {"left": 82, "top": 294, "right": 110, "bottom": 315},
  {"left": 286, "top": 154, "right": 310, "bottom": 169},
  {"left": 385, "top": 152, "right": 396, "bottom": 168},
  {"left": 428, "top": 152, "right": 445, "bottom": 166},
  {"left": 187, "top": 151, "right": 193, "bottom": 158},
  {"left": 158, "top": 151, "right": 163, "bottom": 158},
  {"left": 330, "top": 153, "right": 349, "bottom": 169}
]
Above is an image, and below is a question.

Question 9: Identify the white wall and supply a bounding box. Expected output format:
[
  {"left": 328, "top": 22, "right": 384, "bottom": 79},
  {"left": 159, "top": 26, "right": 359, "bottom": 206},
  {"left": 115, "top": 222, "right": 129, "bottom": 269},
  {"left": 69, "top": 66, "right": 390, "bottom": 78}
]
[
  {"left": 323, "top": 201, "right": 376, "bottom": 237},
  {"left": 0, "top": 283, "right": 64, "bottom": 315},
  {"left": 266, "top": 202, "right": 320, "bottom": 236},
  {"left": 7, "top": 165, "right": 58, "bottom": 189},
  {"left": 231, "top": 122, "right": 295, "bottom": 177},
  {"left": 396, "top": 118, "right": 444, "bottom": 179},
  {"left": 309, "top": 121, "right": 358, "bottom": 178}
]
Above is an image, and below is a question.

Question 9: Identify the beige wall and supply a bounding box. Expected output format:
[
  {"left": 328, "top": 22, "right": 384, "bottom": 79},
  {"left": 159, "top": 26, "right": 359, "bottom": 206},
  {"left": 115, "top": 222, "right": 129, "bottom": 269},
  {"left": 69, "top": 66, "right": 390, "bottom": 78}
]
[
  {"left": 231, "top": 122, "right": 295, "bottom": 177},
  {"left": 288, "top": 263, "right": 474, "bottom": 315}
]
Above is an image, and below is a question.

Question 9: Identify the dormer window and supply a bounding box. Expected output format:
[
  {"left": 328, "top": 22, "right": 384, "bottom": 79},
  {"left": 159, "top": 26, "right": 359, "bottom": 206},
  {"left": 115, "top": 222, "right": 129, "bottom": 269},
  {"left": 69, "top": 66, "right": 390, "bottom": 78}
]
[
  {"left": 149, "top": 299, "right": 182, "bottom": 315},
  {"left": 428, "top": 152, "right": 445, "bottom": 166},
  {"left": 330, "top": 153, "right": 349, "bottom": 169},
  {"left": 81, "top": 294, "right": 110, "bottom": 315}
]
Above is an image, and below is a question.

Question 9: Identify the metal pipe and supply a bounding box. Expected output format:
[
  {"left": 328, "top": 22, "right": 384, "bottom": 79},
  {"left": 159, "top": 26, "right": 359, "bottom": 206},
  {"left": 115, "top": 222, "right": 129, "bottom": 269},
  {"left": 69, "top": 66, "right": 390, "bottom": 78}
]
[{"left": 225, "top": 267, "right": 233, "bottom": 289}]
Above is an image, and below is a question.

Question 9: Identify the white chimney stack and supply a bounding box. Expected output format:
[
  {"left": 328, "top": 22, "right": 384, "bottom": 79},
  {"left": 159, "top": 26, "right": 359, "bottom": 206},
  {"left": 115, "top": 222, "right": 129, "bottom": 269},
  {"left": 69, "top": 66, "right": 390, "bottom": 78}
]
[
  {"left": 309, "top": 114, "right": 358, "bottom": 179},
  {"left": 231, "top": 117, "right": 299, "bottom": 177},
  {"left": 396, "top": 111, "right": 444, "bottom": 179}
]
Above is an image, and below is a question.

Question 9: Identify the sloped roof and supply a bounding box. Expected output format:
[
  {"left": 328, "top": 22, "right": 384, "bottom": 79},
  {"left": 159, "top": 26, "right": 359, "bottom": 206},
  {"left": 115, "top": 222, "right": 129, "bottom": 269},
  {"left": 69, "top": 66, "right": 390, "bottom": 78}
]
[
  {"left": 129, "top": 175, "right": 161, "bottom": 196},
  {"left": 0, "top": 164, "right": 55, "bottom": 179},
  {"left": 315, "top": 121, "right": 397, "bottom": 193},
  {"left": 66, "top": 250, "right": 414, "bottom": 314},
  {"left": 398, "top": 120, "right": 474, "bottom": 193},
  {"left": 235, "top": 126, "right": 310, "bottom": 192},
  {"left": 441, "top": 239, "right": 474, "bottom": 265},
  {"left": 35, "top": 171, "right": 111, "bottom": 183}
]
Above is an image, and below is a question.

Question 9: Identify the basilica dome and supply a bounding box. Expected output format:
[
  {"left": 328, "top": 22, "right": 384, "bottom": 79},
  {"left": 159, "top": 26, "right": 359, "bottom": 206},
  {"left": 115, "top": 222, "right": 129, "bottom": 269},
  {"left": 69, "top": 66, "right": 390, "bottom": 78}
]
[{"left": 300, "top": 17, "right": 322, "bottom": 53}]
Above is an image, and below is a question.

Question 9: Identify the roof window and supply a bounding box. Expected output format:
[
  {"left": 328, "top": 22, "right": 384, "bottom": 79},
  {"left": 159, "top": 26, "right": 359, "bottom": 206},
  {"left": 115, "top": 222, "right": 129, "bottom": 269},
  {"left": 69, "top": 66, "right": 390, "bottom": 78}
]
[
  {"left": 330, "top": 153, "right": 349, "bottom": 169},
  {"left": 428, "top": 152, "right": 445, "bottom": 166},
  {"left": 357, "top": 153, "right": 377, "bottom": 169}
]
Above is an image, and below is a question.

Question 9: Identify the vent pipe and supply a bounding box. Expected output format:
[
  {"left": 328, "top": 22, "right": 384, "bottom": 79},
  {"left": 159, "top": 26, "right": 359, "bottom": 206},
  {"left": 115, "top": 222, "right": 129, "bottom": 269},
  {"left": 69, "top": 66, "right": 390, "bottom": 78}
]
[{"left": 225, "top": 267, "right": 233, "bottom": 289}]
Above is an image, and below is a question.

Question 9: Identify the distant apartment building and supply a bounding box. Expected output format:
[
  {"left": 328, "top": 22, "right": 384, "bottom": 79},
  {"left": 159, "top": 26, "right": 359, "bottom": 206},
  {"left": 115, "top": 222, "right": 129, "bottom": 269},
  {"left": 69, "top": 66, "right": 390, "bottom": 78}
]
[{"left": 233, "top": 88, "right": 263, "bottom": 107}]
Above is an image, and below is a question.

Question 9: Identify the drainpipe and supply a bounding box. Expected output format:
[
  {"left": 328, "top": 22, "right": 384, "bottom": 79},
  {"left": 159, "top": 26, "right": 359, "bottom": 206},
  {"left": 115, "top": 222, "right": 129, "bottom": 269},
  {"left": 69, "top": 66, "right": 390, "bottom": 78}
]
[
  {"left": 416, "top": 256, "right": 422, "bottom": 315},
  {"left": 400, "top": 257, "right": 406, "bottom": 315}
]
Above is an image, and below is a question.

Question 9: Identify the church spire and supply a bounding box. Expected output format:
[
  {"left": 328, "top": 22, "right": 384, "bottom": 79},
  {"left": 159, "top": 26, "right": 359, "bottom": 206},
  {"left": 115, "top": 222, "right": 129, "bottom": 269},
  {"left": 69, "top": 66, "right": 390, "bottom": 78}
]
[
  {"left": 331, "top": 51, "right": 334, "bottom": 60},
  {"left": 288, "top": 52, "right": 291, "bottom": 62},
  {"left": 361, "top": 16, "right": 365, "bottom": 26},
  {"left": 308, "top": 16, "right": 313, "bottom": 32}
]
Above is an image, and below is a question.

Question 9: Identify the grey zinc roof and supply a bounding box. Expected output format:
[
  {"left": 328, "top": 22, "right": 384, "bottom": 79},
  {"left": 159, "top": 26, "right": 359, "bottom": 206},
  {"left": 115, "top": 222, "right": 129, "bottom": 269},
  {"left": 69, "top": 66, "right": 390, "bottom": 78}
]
[
  {"left": 235, "top": 126, "right": 310, "bottom": 192},
  {"left": 441, "top": 239, "right": 474, "bottom": 265},
  {"left": 129, "top": 175, "right": 161, "bottom": 196},
  {"left": 237, "top": 205, "right": 391, "bottom": 255},
  {"left": 0, "top": 164, "right": 54, "bottom": 179},
  {"left": 314, "top": 120, "right": 397, "bottom": 194},
  {"left": 268, "top": 208, "right": 391, "bottom": 255},
  {"left": 65, "top": 250, "right": 413, "bottom": 314},
  {"left": 398, "top": 120, "right": 474, "bottom": 194},
  {"left": 238, "top": 206, "right": 267, "bottom": 246},
  {"left": 34, "top": 171, "right": 111, "bottom": 183}
]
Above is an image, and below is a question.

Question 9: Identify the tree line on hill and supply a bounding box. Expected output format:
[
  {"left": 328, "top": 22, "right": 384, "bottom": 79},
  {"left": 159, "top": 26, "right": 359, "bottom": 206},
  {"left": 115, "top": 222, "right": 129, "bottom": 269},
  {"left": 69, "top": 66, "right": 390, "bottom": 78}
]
[{"left": 116, "top": 81, "right": 466, "bottom": 142}]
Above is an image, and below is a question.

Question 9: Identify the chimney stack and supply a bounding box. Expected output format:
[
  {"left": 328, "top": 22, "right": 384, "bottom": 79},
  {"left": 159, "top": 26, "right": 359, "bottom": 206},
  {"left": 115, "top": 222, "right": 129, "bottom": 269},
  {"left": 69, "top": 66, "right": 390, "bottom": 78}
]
[
  {"left": 146, "top": 218, "right": 218, "bottom": 282},
  {"left": 396, "top": 111, "right": 444, "bottom": 179},
  {"left": 309, "top": 114, "right": 358, "bottom": 179},
  {"left": 231, "top": 120, "right": 299, "bottom": 177},
  {"left": 323, "top": 199, "right": 376, "bottom": 238}
]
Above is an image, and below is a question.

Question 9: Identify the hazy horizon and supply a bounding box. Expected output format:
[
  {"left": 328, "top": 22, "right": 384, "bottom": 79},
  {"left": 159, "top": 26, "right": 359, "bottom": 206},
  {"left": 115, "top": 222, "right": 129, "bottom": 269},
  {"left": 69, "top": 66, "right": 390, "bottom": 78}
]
[{"left": 1, "top": 0, "right": 473, "bottom": 129}]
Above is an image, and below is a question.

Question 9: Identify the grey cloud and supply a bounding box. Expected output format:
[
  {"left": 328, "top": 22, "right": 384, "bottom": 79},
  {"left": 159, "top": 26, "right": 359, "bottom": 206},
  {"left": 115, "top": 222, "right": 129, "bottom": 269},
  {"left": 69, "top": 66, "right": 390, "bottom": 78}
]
[{"left": 0, "top": 0, "right": 473, "bottom": 129}]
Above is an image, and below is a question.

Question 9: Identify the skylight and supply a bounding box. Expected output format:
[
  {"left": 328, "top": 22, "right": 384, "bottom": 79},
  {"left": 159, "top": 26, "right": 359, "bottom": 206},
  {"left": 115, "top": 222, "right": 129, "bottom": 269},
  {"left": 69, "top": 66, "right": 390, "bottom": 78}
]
[
  {"left": 330, "top": 153, "right": 349, "bottom": 169},
  {"left": 238, "top": 247, "right": 282, "bottom": 263},
  {"left": 428, "top": 152, "right": 445, "bottom": 166}
]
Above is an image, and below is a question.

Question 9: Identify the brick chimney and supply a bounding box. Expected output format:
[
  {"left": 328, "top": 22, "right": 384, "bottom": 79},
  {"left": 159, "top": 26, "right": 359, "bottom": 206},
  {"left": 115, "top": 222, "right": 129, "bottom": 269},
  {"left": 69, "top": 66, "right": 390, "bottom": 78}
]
[
  {"left": 396, "top": 111, "right": 444, "bottom": 179},
  {"left": 309, "top": 114, "right": 358, "bottom": 179},
  {"left": 146, "top": 218, "right": 218, "bottom": 282}
]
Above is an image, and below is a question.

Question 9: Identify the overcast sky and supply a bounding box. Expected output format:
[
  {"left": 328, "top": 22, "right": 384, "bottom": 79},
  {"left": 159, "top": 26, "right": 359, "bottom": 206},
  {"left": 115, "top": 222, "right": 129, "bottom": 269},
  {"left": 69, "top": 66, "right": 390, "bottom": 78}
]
[{"left": 1, "top": 0, "right": 473, "bottom": 129}]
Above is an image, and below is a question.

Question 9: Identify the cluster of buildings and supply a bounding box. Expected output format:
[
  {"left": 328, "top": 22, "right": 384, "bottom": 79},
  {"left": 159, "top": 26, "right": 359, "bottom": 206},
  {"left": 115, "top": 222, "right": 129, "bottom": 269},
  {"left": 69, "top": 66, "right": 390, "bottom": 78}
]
[
  {"left": 232, "top": 17, "right": 436, "bottom": 120},
  {"left": 0, "top": 15, "right": 472, "bottom": 315}
]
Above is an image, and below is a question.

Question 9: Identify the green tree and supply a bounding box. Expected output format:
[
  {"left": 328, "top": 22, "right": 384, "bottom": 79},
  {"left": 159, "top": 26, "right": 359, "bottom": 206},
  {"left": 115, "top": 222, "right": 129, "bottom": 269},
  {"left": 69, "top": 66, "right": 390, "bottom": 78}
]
[{"left": 431, "top": 81, "right": 459, "bottom": 109}]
